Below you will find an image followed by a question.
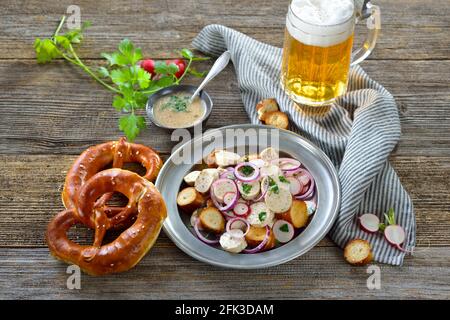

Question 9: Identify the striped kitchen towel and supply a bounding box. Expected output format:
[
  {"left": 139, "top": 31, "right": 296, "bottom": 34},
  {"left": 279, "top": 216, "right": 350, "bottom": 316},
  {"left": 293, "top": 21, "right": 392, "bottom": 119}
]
[{"left": 192, "top": 24, "right": 415, "bottom": 265}]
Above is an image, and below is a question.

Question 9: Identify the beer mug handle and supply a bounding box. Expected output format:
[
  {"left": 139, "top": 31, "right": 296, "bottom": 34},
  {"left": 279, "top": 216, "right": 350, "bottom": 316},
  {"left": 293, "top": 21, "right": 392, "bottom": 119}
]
[{"left": 351, "top": 3, "right": 381, "bottom": 66}]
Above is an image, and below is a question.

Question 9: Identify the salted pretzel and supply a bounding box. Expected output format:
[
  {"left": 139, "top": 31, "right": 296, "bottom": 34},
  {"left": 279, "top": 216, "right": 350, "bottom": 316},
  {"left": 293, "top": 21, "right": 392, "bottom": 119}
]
[
  {"left": 62, "top": 137, "right": 162, "bottom": 226},
  {"left": 46, "top": 169, "right": 167, "bottom": 275}
]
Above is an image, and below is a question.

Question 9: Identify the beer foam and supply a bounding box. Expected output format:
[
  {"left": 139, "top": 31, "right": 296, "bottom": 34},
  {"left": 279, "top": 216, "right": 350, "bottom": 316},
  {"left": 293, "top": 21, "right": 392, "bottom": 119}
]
[{"left": 287, "top": 0, "right": 355, "bottom": 47}]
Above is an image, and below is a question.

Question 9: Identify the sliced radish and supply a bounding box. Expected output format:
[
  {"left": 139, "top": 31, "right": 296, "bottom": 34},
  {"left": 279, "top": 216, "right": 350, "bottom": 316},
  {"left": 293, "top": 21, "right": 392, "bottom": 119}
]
[
  {"left": 223, "top": 192, "right": 236, "bottom": 205},
  {"left": 233, "top": 202, "right": 250, "bottom": 216},
  {"left": 384, "top": 225, "right": 411, "bottom": 252},
  {"left": 273, "top": 220, "right": 294, "bottom": 243},
  {"left": 211, "top": 178, "right": 237, "bottom": 202},
  {"left": 359, "top": 213, "right": 380, "bottom": 233},
  {"left": 286, "top": 176, "right": 301, "bottom": 195}
]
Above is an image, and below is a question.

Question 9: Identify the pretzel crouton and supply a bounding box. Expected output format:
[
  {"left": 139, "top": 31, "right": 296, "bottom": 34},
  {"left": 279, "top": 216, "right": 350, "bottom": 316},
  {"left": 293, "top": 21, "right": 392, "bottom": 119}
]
[
  {"left": 256, "top": 98, "right": 279, "bottom": 121},
  {"left": 264, "top": 111, "right": 289, "bottom": 130},
  {"left": 344, "top": 239, "right": 373, "bottom": 265}
]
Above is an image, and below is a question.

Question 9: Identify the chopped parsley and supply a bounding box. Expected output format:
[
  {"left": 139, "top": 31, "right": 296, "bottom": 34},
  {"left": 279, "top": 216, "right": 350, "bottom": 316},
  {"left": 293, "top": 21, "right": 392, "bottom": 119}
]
[
  {"left": 242, "top": 183, "right": 252, "bottom": 194},
  {"left": 279, "top": 223, "right": 289, "bottom": 232},
  {"left": 240, "top": 165, "right": 255, "bottom": 176},
  {"left": 268, "top": 176, "right": 279, "bottom": 194},
  {"left": 161, "top": 95, "right": 190, "bottom": 112},
  {"left": 279, "top": 175, "right": 289, "bottom": 183},
  {"left": 258, "top": 211, "right": 267, "bottom": 222}
]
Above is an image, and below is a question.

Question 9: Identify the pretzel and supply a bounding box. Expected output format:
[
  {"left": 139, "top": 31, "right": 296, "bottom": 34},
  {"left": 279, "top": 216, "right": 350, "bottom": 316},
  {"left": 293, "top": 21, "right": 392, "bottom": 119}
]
[
  {"left": 62, "top": 138, "right": 162, "bottom": 226},
  {"left": 46, "top": 169, "right": 167, "bottom": 275}
]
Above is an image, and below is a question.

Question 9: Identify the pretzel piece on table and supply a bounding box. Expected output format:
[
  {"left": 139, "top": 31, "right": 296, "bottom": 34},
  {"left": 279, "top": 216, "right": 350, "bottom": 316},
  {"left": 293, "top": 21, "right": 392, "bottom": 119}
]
[{"left": 47, "top": 169, "right": 167, "bottom": 276}]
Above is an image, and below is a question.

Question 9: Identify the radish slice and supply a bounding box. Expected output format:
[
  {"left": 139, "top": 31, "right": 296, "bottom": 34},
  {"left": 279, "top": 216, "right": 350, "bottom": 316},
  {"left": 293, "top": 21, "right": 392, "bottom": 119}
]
[
  {"left": 242, "top": 226, "right": 270, "bottom": 254},
  {"left": 286, "top": 176, "right": 301, "bottom": 195},
  {"left": 233, "top": 202, "right": 250, "bottom": 216},
  {"left": 273, "top": 220, "right": 294, "bottom": 243},
  {"left": 359, "top": 213, "right": 380, "bottom": 233},
  {"left": 194, "top": 220, "right": 220, "bottom": 244},
  {"left": 211, "top": 178, "right": 237, "bottom": 202},
  {"left": 271, "top": 158, "right": 301, "bottom": 172},
  {"left": 234, "top": 162, "right": 260, "bottom": 182},
  {"left": 210, "top": 179, "right": 239, "bottom": 211},
  {"left": 223, "top": 192, "right": 236, "bottom": 205},
  {"left": 226, "top": 217, "right": 250, "bottom": 236},
  {"left": 384, "top": 225, "right": 411, "bottom": 252}
]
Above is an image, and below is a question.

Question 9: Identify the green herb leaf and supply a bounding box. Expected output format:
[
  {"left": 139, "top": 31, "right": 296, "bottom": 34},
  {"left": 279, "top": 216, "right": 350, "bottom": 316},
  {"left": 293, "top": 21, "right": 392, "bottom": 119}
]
[
  {"left": 110, "top": 68, "right": 131, "bottom": 86},
  {"left": 154, "top": 61, "right": 169, "bottom": 74},
  {"left": 384, "top": 208, "right": 396, "bottom": 225},
  {"left": 378, "top": 223, "right": 386, "bottom": 232},
  {"left": 181, "top": 48, "right": 194, "bottom": 59},
  {"left": 155, "top": 75, "right": 175, "bottom": 87},
  {"left": 279, "top": 175, "right": 289, "bottom": 183},
  {"left": 188, "top": 67, "right": 207, "bottom": 78},
  {"left": 112, "top": 95, "right": 126, "bottom": 111},
  {"left": 34, "top": 38, "right": 61, "bottom": 63},
  {"left": 119, "top": 113, "right": 146, "bottom": 142},
  {"left": 240, "top": 165, "right": 254, "bottom": 176},
  {"left": 279, "top": 223, "right": 289, "bottom": 232},
  {"left": 268, "top": 176, "right": 279, "bottom": 194},
  {"left": 118, "top": 38, "right": 134, "bottom": 57},
  {"left": 242, "top": 183, "right": 252, "bottom": 194},
  {"left": 132, "top": 65, "right": 150, "bottom": 89},
  {"left": 97, "top": 66, "right": 110, "bottom": 78},
  {"left": 54, "top": 35, "right": 70, "bottom": 49},
  {"left": 165, "top": 62, "right": 180, "bottom": 75},
  {"left": 258, "top": 211, "right": 267, "bottom": 222}
]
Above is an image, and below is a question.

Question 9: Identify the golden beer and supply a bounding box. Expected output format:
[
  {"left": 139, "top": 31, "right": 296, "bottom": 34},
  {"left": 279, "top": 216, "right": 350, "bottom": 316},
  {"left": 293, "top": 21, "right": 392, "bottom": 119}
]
[
  {"left": 281, "top": 0, "right": 356, "bottom": 106},
  {"left": 281, "top": 31, "right": 354, "bottom": 105}
]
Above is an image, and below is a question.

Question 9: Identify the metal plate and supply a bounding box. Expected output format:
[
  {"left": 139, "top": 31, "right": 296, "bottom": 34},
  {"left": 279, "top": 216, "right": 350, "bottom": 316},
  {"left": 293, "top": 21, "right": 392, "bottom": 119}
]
[{"left": 155, "top": 124, "right": 341, "bottom": 269}]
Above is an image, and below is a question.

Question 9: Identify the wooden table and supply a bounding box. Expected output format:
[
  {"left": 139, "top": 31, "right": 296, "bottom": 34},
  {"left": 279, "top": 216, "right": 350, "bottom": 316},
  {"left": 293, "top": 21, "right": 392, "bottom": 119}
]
[{"left": 0, "top": 0, "right": 449, "bottom": 299}]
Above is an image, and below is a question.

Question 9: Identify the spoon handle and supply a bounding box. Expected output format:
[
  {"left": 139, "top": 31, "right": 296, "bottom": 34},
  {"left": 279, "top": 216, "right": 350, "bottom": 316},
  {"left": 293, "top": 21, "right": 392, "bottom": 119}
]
[{"left": 190, "top": 51, "right": 231, "bottom": 101}]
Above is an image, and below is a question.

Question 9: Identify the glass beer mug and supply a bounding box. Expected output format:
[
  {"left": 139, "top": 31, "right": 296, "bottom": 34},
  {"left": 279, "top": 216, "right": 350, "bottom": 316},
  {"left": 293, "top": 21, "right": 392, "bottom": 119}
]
[{"left": 281, "top": 0, "right": 381, "bottom": 106}]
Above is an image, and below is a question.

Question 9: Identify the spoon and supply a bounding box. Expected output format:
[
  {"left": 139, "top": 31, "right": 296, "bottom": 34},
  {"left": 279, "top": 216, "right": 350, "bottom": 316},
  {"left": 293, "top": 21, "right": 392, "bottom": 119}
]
[{"left": 189, "top": 51, "right": 231, "bottom": 103}]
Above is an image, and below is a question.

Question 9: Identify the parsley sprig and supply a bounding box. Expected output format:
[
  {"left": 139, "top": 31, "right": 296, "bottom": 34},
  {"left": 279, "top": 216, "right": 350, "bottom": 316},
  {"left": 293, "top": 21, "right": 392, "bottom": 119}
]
[{"left": 34, "top": 16, "right": 207, "bottom": 141}]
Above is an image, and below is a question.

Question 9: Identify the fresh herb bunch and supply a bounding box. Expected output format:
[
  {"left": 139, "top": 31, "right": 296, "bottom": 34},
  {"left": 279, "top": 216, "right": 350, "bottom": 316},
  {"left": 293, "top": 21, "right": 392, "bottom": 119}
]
[{"left": 34, "top": 16, "right": 207, "bottom": 141}]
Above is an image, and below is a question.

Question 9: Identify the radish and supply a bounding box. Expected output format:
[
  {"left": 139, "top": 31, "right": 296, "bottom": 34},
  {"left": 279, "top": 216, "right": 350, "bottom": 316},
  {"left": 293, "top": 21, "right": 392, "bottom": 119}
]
[
  {"left": 286, "top": 176, "right": 301, "bottom": 195},
  {"left": 384, "top": 225, "right": 411, "bottom": 252},
  {"left": 233, "top": 202, "right": 250, "bottom": 217},
  {"left": 358, "top": 213, "right": 380, "bottom": 233},
  {"left": 273, "top": 220, "right": 294, "bottom": 243}
]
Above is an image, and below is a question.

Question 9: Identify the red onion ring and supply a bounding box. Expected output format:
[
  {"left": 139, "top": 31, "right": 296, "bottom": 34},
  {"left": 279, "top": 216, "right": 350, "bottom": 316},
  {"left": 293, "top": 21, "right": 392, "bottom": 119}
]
[
  {"left": 294, "top": 169, "right": 315, "bottom": 200},
  {"left": 194, "top": 220, "right": 220, "bottom": 244},
  {"left": 226, "top": 217, "right": 250, "bottom": 236},
  {"left": 234, "top": 162, "right": 259, "bottom": 182},
  {"left": 271, "top": 158, "right": 301, "bottom": 172},
  {"left": 210, "top": 179, "right": 239, "bottom": 211},
  {"left": 242, "top": 225, "right": 270, "bottom": 254}
]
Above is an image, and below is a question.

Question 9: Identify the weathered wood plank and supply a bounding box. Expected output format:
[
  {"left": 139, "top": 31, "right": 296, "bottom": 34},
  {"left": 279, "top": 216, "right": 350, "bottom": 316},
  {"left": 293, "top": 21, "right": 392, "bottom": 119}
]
[
  {"left": 0, "top": 155, "right": 448, "bottom": 247},
  {"left": 0, "top": 60, "right": 449, "bottom": 156},
  {"left": 0, "top": 247, "right": 448, "bottom": 299},
  {"left": 0, "top": 0, "right": 449, "bottom": 60}
]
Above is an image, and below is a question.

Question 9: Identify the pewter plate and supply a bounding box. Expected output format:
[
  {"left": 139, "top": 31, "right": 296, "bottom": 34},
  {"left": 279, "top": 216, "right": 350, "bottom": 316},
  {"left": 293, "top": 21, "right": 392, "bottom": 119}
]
[{"left": 155, "top": 124, "right": 340, "bottom": 269}]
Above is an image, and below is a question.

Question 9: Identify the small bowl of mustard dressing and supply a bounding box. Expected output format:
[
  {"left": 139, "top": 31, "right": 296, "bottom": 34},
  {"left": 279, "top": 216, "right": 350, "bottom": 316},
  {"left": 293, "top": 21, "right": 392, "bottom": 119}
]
[{"left": 146, "top": 85, "right": 213, "bottom": 130}]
